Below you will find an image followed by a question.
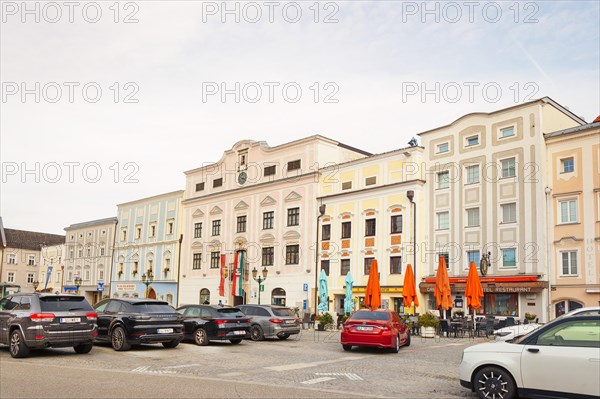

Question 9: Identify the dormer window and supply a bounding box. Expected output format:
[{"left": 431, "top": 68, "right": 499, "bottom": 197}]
[{"left": 238, "top": 150, "right": 248, "bottom": 171}]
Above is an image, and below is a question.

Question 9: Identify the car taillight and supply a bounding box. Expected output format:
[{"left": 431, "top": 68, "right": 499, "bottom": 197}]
[
  {"left": 86, "top": 312, "right": 98, "bottom": 322},
  {"left": 216, "top": 319, "right": 227, "bottom": 328},
  {"left": 131, "top": 315, "right": 151, "bottom": 321},
  {"left": 269, "top": 318, "right": 284, "bottom": 324},
  {"left": 30, "top": 313, "right": 55, "bottom": 322}
]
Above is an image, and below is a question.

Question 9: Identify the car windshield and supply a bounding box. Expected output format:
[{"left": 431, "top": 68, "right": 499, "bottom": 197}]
[
  {"left": 272, "top": 308, "right": 295, "bottom": 317},
  {"left": 132, "top": 302, "right": 175, "bottom": 313},
  {"left": 350, "top": 311, "right": 390, "bottom": 321},
  {"left": 39, "top": 296, "right": 93, "bottom": 312},
  {"left": 216, "top": 308, "right": 245, "bottom": 317}
]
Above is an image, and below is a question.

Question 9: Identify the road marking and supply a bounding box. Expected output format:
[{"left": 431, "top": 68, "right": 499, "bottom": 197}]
[
  {"left": 301, "top": 377, "right": 336, "bottom": 385},
  {"left": 131, "top": 366, "right": 176, "bottom": 374},
  {"left": 316, "top": 372, "right": 363, "bottom": 381},
  {"left": 162, "top": 364, "right": 200, "bottom": 369},
  {"left": 218, "top": 372, "right": 247, "bottom": 377},
  {"left": 265, "top": 356, "right": 366, "bottom": 371}
]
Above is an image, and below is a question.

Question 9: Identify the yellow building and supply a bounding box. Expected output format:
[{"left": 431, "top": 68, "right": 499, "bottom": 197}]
[
  {"left": 545, "top": 121, "right": 600, "bottom": 317},
  {"left": 317, "top": 146, "right": 425, "bottom": 315}
]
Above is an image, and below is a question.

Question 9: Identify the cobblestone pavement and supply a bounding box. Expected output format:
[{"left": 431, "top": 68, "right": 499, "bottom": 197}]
[{"left": 0, "top": 329, "right": 488, "bottom": 398}]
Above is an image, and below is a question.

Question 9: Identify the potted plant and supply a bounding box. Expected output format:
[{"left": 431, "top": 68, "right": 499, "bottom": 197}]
[
  {"left": 317, "top": 312, "right": 333, "bottom": 331},
  {"left": 525, "top": 312, "right": 537, "bottom": 321},
  {"left": 453, "top": 310, "right": 465, "bottom": 318},
  {"left": 418, "top": 312, "right": 440, "bottom": 338}
]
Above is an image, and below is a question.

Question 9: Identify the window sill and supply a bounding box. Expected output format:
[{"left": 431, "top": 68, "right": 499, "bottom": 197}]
[
  {"left": 465, "top": 225, "right": 480, "bottom": 228},
  {"left": 560, "top": 171, "right": 574, "bottom": 175},
  {"left": 557, "top": 222, "right": 580, "bottom": 226},
  {"left": 499, "top": 175, "right": 516, "bottom": 180},
  {"left": 500, "top": 221, "right": 517, "bottom": 225},
  {"left": 464, "top": 181, "right": 480, "bottom": 186},
  {"left": 435, "top": 228, "right": 450, "bottom": 231},
  {"left": 558, "top": 275, "right": 580, "bottom": 278},
  {"left": 436, "top": 187, "right": 449, "bottom": 190}
]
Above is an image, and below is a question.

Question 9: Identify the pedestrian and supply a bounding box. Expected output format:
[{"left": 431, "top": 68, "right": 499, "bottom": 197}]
[
  {"left": 309, "top": 313, "right": 316, "bottom": 329},
  {"left": 218, "top": 300, "right": 223, "bottom": 307}
]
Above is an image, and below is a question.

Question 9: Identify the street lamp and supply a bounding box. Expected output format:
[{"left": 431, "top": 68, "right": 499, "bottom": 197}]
[
  {"left": 407, "top": 190, "right": 417, "bottom": 314},
  {"left": 33, "top": 280, "right": 39, "bottom": 292},
  {"left": 314, "top": 204, "right": 326, "bottom": 314},
  {"left": 74, "top": 276, "right": 82, "bottom": 294},
  {"left": 252, "top": 267, "right": 268, "bottom": 304},
  {"left": 141, "top": 270, "right": 154, "bottom": 298}
]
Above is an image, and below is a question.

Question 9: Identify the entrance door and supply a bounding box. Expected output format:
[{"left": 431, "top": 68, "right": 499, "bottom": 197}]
[{"left": 148, "top": 287, "right": 157, "bottom": 299}]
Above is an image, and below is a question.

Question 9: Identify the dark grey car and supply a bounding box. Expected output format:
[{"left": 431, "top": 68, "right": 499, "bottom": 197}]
[
  {"left": 237, "top": 304, "right": 301, "bottom": 341},
  {"left": 0, "top": 293, "right": 97, "bottom": 358}
]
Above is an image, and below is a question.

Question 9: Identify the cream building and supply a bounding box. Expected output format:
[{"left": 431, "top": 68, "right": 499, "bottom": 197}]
[
  {"left": 418, "top": 97, "right": 586, "bottom": 322},
  {"left": 317, "top": 146, "right": 426, "bottom": 315},
  {"left": 39, "top": 243, "right": 66, "bottom": 294},
  {"left": 545, "top": 121, "right": 600, "bottom": 317},
  {"left": 179, "top": 136, "right": 369, "bottom": 310},
  {"left": 64, "top": 218, "right": 118, "bottom": 304}
]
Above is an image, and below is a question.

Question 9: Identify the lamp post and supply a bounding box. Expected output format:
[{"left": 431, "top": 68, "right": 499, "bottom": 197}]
[
  {"left": 252, "top": 267, "right": 268, "bottom": 304},
  {"left": 314, "top": 204, "right": 326, "bottom": 314},
  {"left": 141, "top": 270, "right": 154, "bottom": 298},
  {"left": 60, "top": 265, "right": 64, "bottom": 293},
  {"left": 74, "top": 276, "right": 82, "bottom": 294},
  {"left": 407, "top": 190, "right": 417, "bottom": 314},
  {"left": 33, "top": 280, "right": 39, "bottom": 293}
]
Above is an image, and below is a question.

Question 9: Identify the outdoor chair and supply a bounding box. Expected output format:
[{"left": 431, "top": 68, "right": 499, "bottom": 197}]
[
  {"left": 485, "top": 318, "right": 495, "bottom": 337},
  {"left": 496, "top": 319, "right": 506, "bottom": 330},
  {"left": 439, "top": 319, "right": 458, "bottom": 337},
  {"left": 505, "top": 317, "right": 515, "bottom": 327}
]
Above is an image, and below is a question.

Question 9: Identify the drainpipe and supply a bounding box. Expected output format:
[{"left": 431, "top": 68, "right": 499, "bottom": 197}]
[
  {"left": 314, "top": 203, "right": 326, "bottom": 314},
  {"left": 545, "top": 186, "right": 552, "bottom": 322},
  {"left": 107, "top": 220, "right": 118, "bottom": 299},
  {"left": 175, "top": 233, "right": 183, "bottom": 307}
]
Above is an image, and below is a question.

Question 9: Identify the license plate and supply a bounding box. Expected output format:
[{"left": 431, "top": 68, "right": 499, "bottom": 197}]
[
  {"left": 60, "top": 317, "right": 80, "bottom": 323},
  {"left": 356, "top": 326, "right": 373, "bottom": 331},
  {"left": 285, "top": 320, "right": 295, "bottom": 324},
  {"left": 233, "top": 330, "right": 245, "bottom": 335},
  {"left": 157, "top": 328, "right": 173, "bottom": 334}
]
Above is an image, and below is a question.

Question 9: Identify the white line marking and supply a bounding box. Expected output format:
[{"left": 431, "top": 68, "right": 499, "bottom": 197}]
[
  {"left": 265, "top": 356, "right": 366, "bottom": 371},
  {"left": 316, "top": 372, "right": 363, "bottom": 381},
  {"left": 162, "top": 364, "right": 201, "bottom": 369},
  {"left": 301, "top": 377, "right": 336, "bottom": 385}
]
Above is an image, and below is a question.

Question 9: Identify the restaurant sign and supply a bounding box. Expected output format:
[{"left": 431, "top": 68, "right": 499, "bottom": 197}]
[
  {"left": 353, "top": 286, "right": 403, "bottom": 294},
  {"left": 419, "top": 281, "right": 547, "bottom": 294}
]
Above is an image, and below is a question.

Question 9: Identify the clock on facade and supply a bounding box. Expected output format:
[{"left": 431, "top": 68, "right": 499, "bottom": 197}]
[{"left": 237, "top": 171, "right": 247, "bottom": 185}]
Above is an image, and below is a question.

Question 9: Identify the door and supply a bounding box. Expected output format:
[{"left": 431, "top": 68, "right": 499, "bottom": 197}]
[
  {"left": 148, "top": 288, "right": 157, "bottom": 300},
  {"left": 94, "top": 300, "right": 112, "bottom": 339}
]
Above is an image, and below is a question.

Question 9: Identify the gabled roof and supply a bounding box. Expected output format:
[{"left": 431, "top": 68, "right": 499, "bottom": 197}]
[
  {"left": 544, "top": 121, "right": 600, "bottom": 139},
  {"left": 3, "top": 228, "right": 65, "bottom": 251},
  {"left": 65, "top": 217, "right": 118, "bottom": 231}
]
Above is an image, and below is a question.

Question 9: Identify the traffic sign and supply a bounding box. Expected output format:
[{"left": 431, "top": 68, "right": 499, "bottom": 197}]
[
  {"left": 97, "top": 282, "right": 104, "bottom": 292},
  {"left": 303, "top": 283, "right": 308, "bottom": 292}
]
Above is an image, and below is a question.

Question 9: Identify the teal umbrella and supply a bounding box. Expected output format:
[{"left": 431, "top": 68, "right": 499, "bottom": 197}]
[
  {"left": 344, "top": 272, "right": 354, "bottom": 314},
  {"left": 317, "top": 270, "right": 328, "bottom": 312}
]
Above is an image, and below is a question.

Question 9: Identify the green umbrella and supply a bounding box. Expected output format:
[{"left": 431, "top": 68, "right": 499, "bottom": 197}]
[
  {"left": 317, "top": 270, "right": 328, "bottom": 312},
  {"left": 344, "top": 272, "right": 353, "bottom": 314}
]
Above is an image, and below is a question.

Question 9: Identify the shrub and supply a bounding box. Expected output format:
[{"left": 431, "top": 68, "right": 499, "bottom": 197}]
[{"left": 418, "top": 312, "right": 440, "bottom": 329}]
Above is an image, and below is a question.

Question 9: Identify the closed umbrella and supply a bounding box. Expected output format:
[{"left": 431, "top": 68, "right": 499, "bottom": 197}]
[
  {"left": 434, "top": 255, "right": 453, "bottom": 317},
  {"left": 317, "top": 270, "right": 329, "bottom": 313},
  {"left": 465, "top": 261, "right": 484, "bottom": 334},
  {"left": 402, "top": 264, "right": 419, "bottom": 311},
  {"left": 344, "top": 272, "right": 354, "bottom": 314},
  {"left": 364, "top": 259, "right": 381, "bottom": 310}
]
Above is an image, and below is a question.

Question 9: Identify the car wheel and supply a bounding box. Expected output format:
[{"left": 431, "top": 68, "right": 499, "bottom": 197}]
[
  {"left": 9, "top": 329, "right": 30, "bottom": 358},
  {"left": 278, "top": 333, "right": 290, "bottom": 340},
  {"left": 473, "top": 366, "right": 517, "bottom": 399},
  {"left": 194, "top": 328, "right": 209, "bottom": 346},
  {"left": 73, "top": 342, "right": 93, "bottom": 354},
  {"left": 342, "top": 344, "right": 352, "bottom": 351},
  {"left": 162, "top": 340, "right": 179, "bottom": 348},
  {"left": 229, "top": 339, "right": 242, "bottom": 345},
  {"left": 404, "top": 333, "right": 411, "bottom": 347},
  {"left": 111, "top": 326, "right": 131, "bottom": 351},
  {"left": 250, "top": 325, "right": 264, "bottom": 341},
  {"left": 391, "top": 335, "right": 400, "bottom": 353}
]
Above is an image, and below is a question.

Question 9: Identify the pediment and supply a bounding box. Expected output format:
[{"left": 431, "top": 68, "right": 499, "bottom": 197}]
[
  {"left": 283, "top": 230, "right": 301, "bottom": 240},
  {"left": 209, "top": 206, "right": 223, "bottom": 215},
  {"left": 191, "top": 240, "right": 203, "bottom": 248},
  {"left": 192, "top": 209, "right": 204, "bottom": 218},
  {"left": 260, "top": 196, "right": 276, "bottom": 207},
  {"left": 260, "top": 233, "right": 276, "bottom": 243},
  {"left": 284, "top": 191, "right": 302, "bottom": 202},
  {"left": 234, "top": 201, "right": 249, "bottom": 210}
]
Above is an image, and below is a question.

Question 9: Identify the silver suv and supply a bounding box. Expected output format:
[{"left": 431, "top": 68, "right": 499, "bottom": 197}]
[
  {"left": 0, "top": 293, "right": 97, "bottom": 358},
  {"left": 237, "top": 304, "right": 301, "bottom": 341}
]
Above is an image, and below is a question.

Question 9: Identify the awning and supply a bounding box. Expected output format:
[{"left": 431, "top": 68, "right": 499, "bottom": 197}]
[{"left": 419, "top": 278, "right": 547, "bottom": 294}]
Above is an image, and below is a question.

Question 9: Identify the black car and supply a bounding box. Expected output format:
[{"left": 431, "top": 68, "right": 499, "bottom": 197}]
[
  {"left": 93, "top": 298, "right": 183, "bottom": 351},
  {"left": 0, "top": 293, "right": 97, "bottom": 358},
  {"left": 176, "top": 305, "right": 251, "bottom": 345}
]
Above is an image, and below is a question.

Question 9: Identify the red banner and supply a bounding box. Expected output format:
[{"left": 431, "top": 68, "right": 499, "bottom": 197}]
[
  {"left": 231, "top": 251, "right": 239, "bottom": 296},
  {"left": 219, "top": 254, "right": 226, "bottom": 296}
]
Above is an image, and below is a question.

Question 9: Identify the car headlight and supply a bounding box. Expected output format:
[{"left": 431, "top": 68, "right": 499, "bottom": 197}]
[{"left": 495, "top": 332, "right": 511, "bottom": 337}]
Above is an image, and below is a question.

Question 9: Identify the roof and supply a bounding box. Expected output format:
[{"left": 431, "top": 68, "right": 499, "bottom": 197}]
[
  {"left": 65, "top": 217, "right": 118, "bottom": 231},
  {"left": 544, "top": 121, "right": 600, "bottom": 139},
  {"left": 0, "top": 217, "right": 6, "bottom": 248},
  {"left": 117, "top": 190, "right": 184, "bottom": 207},
  {"left": 3, "top": 228, "right": 65, "bottom": 251}
]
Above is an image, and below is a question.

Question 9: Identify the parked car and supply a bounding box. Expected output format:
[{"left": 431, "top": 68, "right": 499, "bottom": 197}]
[
  {"left": 237, "top": 304, "right": 301, "bottom": 341},
  {"left": 93, "top": 298, "right": 183, "bottom": 351},
  {"left": 176, "top": 304, "right": 251, "bottom": 345},
  {"left": 0, "top": 293, "right": 97, "bottom": 358},
  {"left": 341, "top": 309, "right": 410, "bottom": 353},
  {"left": 557, "top": 305, "right": 600, "bottom": 319},
  {"left": 460, "top": 315, "right": 600, "bottom": 399},
  {"left": 495, "top": 323, "right": 542, "bottom": 341}
]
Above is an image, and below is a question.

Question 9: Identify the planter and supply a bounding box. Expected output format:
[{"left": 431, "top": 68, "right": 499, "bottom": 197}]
[
  {"left": 317, "top": 323, "right": 325, "bottom": 331},
  {"left": 421, "top": 326, "right": 436, "bottom": 338}
]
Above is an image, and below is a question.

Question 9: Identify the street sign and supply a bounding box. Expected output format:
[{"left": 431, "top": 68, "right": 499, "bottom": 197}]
[
  {"left": 97, "top": 282, "right": 104, "bottom": 292},
  {"left": 303, "top": 299, "right": 307, "bottom": 310},
  {"left": 303, "top": 283, "right": 308, "bottom": 292},
  {"left": 259, "top": 285, "right": 264, "bottom": 292}
]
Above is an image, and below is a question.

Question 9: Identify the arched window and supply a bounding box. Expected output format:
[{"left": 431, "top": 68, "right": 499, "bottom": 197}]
[
  {"left": 132, "top": 292, "right": 139, "bottom": 298},
  {"left": 166, "top": 293, "right": 173, "bottom": 304},
  {"left": 271, "top": 288, "right": 286, "bottom": 306},
  {"left": 554, "top": 300, "right": 583, "bottom": 317},
  {"left": 113, "top": 293, "right": 119, "bottom": 298},
  {"left": 199, "top": 288, "right": 210, "bottom": 304}
]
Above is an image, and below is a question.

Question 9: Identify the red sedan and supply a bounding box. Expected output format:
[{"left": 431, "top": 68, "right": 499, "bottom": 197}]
[{"left": 341, "top": 310, "right": 410, "bottom": 353}]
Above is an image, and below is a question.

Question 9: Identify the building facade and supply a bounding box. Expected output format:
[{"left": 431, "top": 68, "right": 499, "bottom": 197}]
[
  {"left": 178, "top": 136, "right": 369, "bottom": 310},
  {"left": 418, "top": 97, "right": 586, "bottom": 322},
  {"left": 317, "top": 146, "right": 426, "bottom": 316},
  {"left": 111, "top": 191, "right": 183, "bottom": 305},
  {"left": 545, "top": 121, "right": 600, "bottom": 317},
  {"left": 63, "top": 218, "right": 118, "bottom": 304},
  {"left": 38, "top": 243, "right": 66, "bottom": 294}
]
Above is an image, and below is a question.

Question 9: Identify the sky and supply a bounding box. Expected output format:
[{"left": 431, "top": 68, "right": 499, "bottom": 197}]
[{"left": 1, "top": 0, "right": 599, "bottom": 234}]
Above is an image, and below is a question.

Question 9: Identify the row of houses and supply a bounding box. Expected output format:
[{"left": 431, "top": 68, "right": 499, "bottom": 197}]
[{"left": 2, "top": 97, "right": 598, "bottom": 321}]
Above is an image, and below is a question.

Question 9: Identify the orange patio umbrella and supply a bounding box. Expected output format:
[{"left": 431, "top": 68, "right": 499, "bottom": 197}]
[
  {"left": 402, "top": 264, "right": 419, "bottom": 310},
  {"left": 364, "top": 259, "right": 381, "bottom": 310},
  {"left": 434, "top": 255, "right": 453, "bottom": 316},
  {"left": 465, "top": 261, "right": 484, "bottom": 310}
]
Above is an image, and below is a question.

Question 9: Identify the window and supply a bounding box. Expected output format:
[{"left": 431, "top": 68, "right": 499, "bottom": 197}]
[
  {"left": 466, "top": 135, "right": 479, "bottom": 146},
  {"left": 194, "top": 222, "right": 202, "bottom": 238},
  {"left": 195, "top": 182, "right": 205, "bottom": 192},
  {"left": 88, "top": 232, "right": 92, "bottom": 237},
  {"left": 27, "top": 273, "right": 34, "bottom": 284},
  {"left": 341, "top": 221, "right": 351, "bottom": 239},
  {"left": 7, "top": 272, "right": 15, "bottom": 283},
  {"left": 285, "top": 245, "right": 299, "bottom": 265},
  {"left": 84, "top": 269, "right": 91, "bottom": 281},
  {"left": 342, "top": 181, "right": 352, "bottom": 190},
  {"left": 238, "top": 150, "right": 247, "bottom": 169},
  {"left": 466, "top": 165, "right": 479, "bottom": 184},
  {"left": 560, "top": 251, "right": 577, "bottom": 276},
  {"left": 391, "top": 215, "right": 402, "bottom": 234},
  {"left": 559, "top": 199, "right": 578, "bottom": 224},
  {"left": 390, "top": 256, "right": 401, "bottom": 274},
  {"left": 340, "top": 259, "right": 350, "bottom": 275},
  {"left": 167, "top": 221, "right": 173, "bottom": 235},
  {"left": 502, "top": 248, "right": 517, "bottom": 268},
  {"left": 500, "top": 127, "right": 515, "bottom": 138},
  {"left": 501, "top": 158, "right": 516, "bottom": 178},
  {"left": 437, "top": 253, "right": 450, "bottom": 268},
  {"left": 437, "top": 171, "right": 449, "bottom": 189},
  {"left": 28, "top": 255, "right": 35, "bottom": 266},
  {"left": 86, "top": 247, "right": 91, "bottom": 257},
  {"left": 287, "top": 160, "right": 301, "bottom": 171},
  {"left": 437, "top": 143, "right": 449, "bottom": 153},
  {"left": 199, "top": 288, "right": 210, "bottom": 305},
  {"left": 133, "top": 261, "right": 138, "bottom": 275},
  {"left": 210, "top": 252, "right": 220, "bottom": 269},
  {"left": 322, "top": 224, "right": 331, "bottom": 241},
  {"left": 121, "top": 229, "right": 127, "bottom": 241},
  {"left": 264, "top": 165, "right": 276, "bottom": 177},
  {"left": 466, "top": 208, "right": 480, "bottom": 227},
  {"left": 263, "top": 211, "right": 274, "bottom": 229},
  {"left": 561, "top": 158, "right": 574, "bottom": 173},
  {"left": 467, "top": 251, "right": 480, "bottom": 269},
  {"left": 365, "top": 219, "right": 376, "bottom": 236},
  {"left": 365, "top": 176, "right": 377, "bottom": 186},
  {"left": 136, "top": 226, "right": 142, "bottom": 239},
  {"left": 7, "top": 254, "right": 15, "bottom": 264},
  {"left": 502, "top": 203, "right": 517, "bottom": 223},
  {"left": 535, "top": 318, "right": 600, "bottom": 348},
  {"left": 99, "top": 270, "right": 104, "bottom": 280},
  {"left": 321, "top": 260, "right": 330, "bottom": 276},
  {"left": 70, "top": 249, "right": 74, "bottom": 259},
  {"left": 287, "top": 208, "right": 300, "bottom": 226},
  {"left": 100, "top": 247, "right": 105, "bottom": 256},
  {"left": 78, "top": 249, "right": 83, "bottom": 258},
  {"left": 237, "top": 216, "right": 247, "bottom": 233},
  {"left": 554, "top": 300, "right": 583, "bottom": 318},
  {"left": 437, "top": 212, "right": 449, "bottom": 230},
  {"left": 101, "top": 230, "right": 106, "bottom": 235},
  {"left": 212, "top": 220, "right": 221, "bottom": 236},
  {"left": 364, "top": 258, "right": 374, "bottom": 275},
  {"left": 193, "top": 253, "right": 202, "bottom": 270},
  {"left": 148, "top": 260, "right": 153, "bottom": 272},
  {"left": 56, "top": 272, "right": 61, "bottom": 283},
  {"left": 262, "top": 247, "right": 274, "bottom": 266},
  {"left": 213, "top": 178, "right": 223, "bottom": 188},
  {"left": 70, "top": 234, "right": 74, "bottom": 240},
  {"left": 484, "top": 293, "right": 518, "bottom": 316}
]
